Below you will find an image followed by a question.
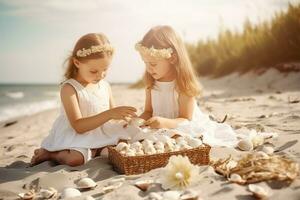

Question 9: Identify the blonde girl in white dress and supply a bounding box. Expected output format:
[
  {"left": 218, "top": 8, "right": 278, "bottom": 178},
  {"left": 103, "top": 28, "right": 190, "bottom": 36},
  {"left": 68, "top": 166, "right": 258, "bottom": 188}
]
[
  {"left": 31, "top": 33, "right": 137, "bottom": 166},
  {"left": 135, "top": 26, "right": 237, "bottom": 147}
]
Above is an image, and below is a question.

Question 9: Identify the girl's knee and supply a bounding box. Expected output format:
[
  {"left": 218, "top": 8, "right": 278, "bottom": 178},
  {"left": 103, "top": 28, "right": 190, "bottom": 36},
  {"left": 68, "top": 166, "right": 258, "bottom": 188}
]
[{"left": 65, "top": 156, "right": 84, "bottom": 166}]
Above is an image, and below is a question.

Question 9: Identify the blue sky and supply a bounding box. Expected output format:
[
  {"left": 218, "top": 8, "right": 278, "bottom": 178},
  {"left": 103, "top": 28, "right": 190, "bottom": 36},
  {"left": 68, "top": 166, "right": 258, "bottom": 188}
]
[{"left": 0, "top": 0, "right": 298, "bottom": 84}]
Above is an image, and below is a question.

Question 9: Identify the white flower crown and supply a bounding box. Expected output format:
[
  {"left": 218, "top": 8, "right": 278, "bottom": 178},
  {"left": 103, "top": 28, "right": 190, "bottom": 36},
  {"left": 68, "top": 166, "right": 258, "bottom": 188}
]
[
  {"left": 76, "top": 44, "right": 114, "bottom": 58},
  {"left": 135, "top": 43, "right": 173, "bottom": 59}
]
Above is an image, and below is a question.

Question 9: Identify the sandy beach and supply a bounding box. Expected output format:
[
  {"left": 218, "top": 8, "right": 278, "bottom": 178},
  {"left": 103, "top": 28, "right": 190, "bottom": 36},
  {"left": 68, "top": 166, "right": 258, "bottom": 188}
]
[{"left": 0, "top": 69, "right": 299, "bottom": 200}]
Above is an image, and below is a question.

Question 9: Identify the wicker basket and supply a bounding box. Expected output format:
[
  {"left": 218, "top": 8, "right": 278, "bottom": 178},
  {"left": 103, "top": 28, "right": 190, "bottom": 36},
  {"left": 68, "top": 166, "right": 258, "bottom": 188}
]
[{"left": 108, "top": 144, "right": 211, "bottom": 175}]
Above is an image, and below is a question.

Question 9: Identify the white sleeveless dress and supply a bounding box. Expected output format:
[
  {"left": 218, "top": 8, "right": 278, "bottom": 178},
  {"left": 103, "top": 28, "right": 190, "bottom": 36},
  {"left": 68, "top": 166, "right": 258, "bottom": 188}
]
[
  {"left": 151, "top": 80, "right": 238, "bottom": 147},
  {"left": 41, "top": 79, "right": 119, "bottom": 152}
]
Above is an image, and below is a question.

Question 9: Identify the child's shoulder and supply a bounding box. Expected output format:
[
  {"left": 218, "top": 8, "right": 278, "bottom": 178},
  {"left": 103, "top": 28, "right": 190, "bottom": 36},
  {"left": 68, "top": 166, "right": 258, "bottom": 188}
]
[{"left": 60, "top": 81, "right": 77, "bottom": 96}]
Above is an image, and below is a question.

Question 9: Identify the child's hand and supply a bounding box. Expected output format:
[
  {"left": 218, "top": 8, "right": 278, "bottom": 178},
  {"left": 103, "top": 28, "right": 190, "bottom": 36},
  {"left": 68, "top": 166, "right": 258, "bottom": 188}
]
[
  {"left": 144, "top": 116, "right": 166, "bottom": 129},
  {"left": 108, "top": 106, "right": 137, "bottom": 121}
]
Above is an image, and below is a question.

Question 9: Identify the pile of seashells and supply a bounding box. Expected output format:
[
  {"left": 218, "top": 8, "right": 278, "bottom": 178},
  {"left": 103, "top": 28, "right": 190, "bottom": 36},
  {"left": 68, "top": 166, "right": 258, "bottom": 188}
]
[
  {"left": 115, "top": 135, "right": 204, "bottom": 157},
  {"left": 212, "top": 152, "right": 299, "bottom": 184}
]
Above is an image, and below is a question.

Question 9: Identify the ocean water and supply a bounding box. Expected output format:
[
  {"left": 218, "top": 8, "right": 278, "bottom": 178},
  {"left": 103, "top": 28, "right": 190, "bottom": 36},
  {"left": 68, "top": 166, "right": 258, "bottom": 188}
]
[{"left": 0, "top": 84, "right": 60, "bottom": 123}]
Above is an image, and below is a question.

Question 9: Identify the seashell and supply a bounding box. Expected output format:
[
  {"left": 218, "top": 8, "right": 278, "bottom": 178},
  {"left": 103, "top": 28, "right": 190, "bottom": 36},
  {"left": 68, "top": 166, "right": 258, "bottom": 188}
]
[
  {"left": 162, "top": 191, "right": 181, "bottom": 200},
  {"left": 142, "top": 139, "right": 154, "bottom": 147},
  {"left": 254, "top": 151, "right": 270, "bottom": 159},
  {"left": 148, "top": 192, "right": 163, "bottom": 200},
  {"left": 129, "top": 117, "right": 145, "bottom": 127},
  {"left": 77, "top": 177, "right": 97, "bottom": 189},
  {"left": 116, "top": 142, "right": 129, "bottom": 152},
  {"left": 130, "top": 141, "right": 143, "bottom": 151},
  {"left": 262, "top": 146, "right": 274, "bottom": 155},
  {"left": 248, "top": 184, "right": 270, "bottom": 199},
  {"left": 228, "top": 173, "right": 246, "bottom": 184},
  {"left": 136, "top": 150, "right": 145, "bottom": 156},
  {"left": 180, "top": 189, "right": 199, "bottom": 200},
  {"left": 175, "top": 136, "right": 185, "bottom": 143},
  {"left": 39, "top": 187, "right": 57, "bottom": 199},
  {"left": 237, "top": 139, "right": 253, "bottom": 151},
  {"left": 188, "top": 138, "right": 203, "bottom": 148},
  {"left": 154, "top": 141, "right": 165, "bottom": 150},
  {"left": 125, "top": 149, "right": 136, "bottom": 156},
  {"left": 164, "top": 141, "right": 175, "bottom": 152},
  {"left": 103, "top": 182, "right": 123, "bottom": 193},
  {"left": 251, "top": 135, "right": 264, "bottom": 147},
  {"left": 134, "top": 180, "right": 154, "bottom": 191},
  {"left": 144, "top": 145, "right": 156, "bottom": 155},
  {"left": 18, "top": 190, "right": 35, "bottom": 200},
  {"left": 226, "top": 160, "right": 238, "bottom": 170},
  {"left": 61, "top": 188, "right": 81, "bottom": 199},
  {"left": 108, "top": 177, "right": 125, "bottom": 185}
]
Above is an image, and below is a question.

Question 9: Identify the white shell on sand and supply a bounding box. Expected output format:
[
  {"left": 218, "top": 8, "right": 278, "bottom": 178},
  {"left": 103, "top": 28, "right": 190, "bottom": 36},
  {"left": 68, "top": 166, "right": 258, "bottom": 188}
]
[
  {"left": 134, "top": 180, "right": 154, "bottom": 191},
  {"left": 226, "top": 160, "right": 238, "bottom": 170},
  {"left": 77, "top": 177, "right": 97, "bottom": 189},
  {"left": 148, "top": 192, "right": 163, "bottom": 200},
  {"left": 262, "top": 146, "right": 274, "bottom": 155},
  {"left": 18, "top": 190, "right": 35, "bottom": 200},
  {"left": 251, "top": 135, "right": 265, "bottom": 147},
  {"left": 61, "top": 188, "right": 81, "bottom": 199},
  {"left": 162, "top": 191, "right": 181, "bottom": 200},
  {"left": 248, "top": 184, "right": 270, "bottom": 199},
  {"left": 116, "top": 142, "right": 129, "bottom": 152},
  {"left": 228, "top": 173, "right": 246, "bottom": 184},
  {"left": 237, "top": 139, "right": 254, "bottom": 151},
  {"left": 39, "top": 187, "right": 57, "bottom": 199},
  {"left": 103, "top": 182, "right": 123, "bottom": 193}
]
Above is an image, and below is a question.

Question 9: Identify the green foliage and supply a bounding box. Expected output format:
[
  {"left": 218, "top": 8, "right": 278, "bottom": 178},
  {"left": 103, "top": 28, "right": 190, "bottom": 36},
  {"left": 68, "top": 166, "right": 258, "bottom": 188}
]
[{"left": 188, "top": 4, "right": 300, "bottom": 77}]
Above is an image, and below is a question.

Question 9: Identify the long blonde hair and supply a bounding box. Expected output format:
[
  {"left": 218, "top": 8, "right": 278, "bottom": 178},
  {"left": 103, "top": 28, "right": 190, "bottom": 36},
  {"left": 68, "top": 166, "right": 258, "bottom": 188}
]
[
  {"left": 140, "top": 25, "right": 201, "bottom": 97},
  {"left": 64, "top": 33, "right": 114, "bottom": 80}
]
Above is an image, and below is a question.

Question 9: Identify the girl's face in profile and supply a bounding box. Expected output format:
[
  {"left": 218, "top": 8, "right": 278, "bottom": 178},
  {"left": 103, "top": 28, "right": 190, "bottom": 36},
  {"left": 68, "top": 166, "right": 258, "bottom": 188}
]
[
  {"left": 74, "top": 55, "right": 112, "bottom": 85},
  {"left": 141, "top": 53, "right": 175, "bottom": 81}
]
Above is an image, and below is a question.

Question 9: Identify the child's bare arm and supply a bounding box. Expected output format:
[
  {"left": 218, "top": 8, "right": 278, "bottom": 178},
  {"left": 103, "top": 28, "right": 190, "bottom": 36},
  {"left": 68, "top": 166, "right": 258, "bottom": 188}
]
[
  {"left": 61, "top": 84, "right": 136, "bottom": 134},
  {"left": 139, "top": 88, "right": 153, "bottom": 120}
]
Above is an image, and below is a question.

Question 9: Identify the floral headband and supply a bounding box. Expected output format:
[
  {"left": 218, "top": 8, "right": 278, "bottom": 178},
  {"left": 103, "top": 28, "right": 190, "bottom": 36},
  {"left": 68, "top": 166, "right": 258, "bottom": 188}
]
[
  {"left": 76, "top": 44, "right": 114, "bottom": 58},
  {"left": 135, "top": 43, "right": 173, "bottom": 59}
]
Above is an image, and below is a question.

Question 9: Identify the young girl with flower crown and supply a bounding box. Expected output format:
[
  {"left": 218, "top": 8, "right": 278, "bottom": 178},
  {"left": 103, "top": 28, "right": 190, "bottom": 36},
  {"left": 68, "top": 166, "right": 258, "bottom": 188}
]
[
  {"left": 31, "top": 33, "right": 137, "bottom": 166},
  {"left": 135, "top": 26, "right": 237, "bottom": 147}
]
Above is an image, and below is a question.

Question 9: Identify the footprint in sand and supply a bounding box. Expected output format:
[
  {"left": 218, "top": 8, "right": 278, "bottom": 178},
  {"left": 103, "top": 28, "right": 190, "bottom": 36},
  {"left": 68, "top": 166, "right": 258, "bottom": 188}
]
[{"left": 6, "top": 145, "right": 16, "bottom": 152}]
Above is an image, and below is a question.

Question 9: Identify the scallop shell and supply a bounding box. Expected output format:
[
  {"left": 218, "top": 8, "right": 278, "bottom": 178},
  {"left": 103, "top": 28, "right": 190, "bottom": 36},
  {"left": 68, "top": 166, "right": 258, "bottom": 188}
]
[
  {"left": 262, "top": 146, "right": 274, "bottom": 155},
  {"left": 165, "top": 141, "right": 175, "bottom": 152},
  {"left": 175, "top": 136, "right": 186, "bottom": 143},
  {"left": 130, "top": 141, "right": 142, "bottom": 150},
  {"left": 248, "top": 184, "right": 270, "bottom": 199},
  {"left": 148, "top": 192, "right": 163, "bottom": 200},
  {"left": 18, "top": 190, "right": 35, "bottom": 200},
  {"left": 116, "top": 142, "right": 129, "bottom": 152},
  {"left": 39, "top": 187, "right": 57, "bottom": 199},
  {"left": 129, "top": 117, "right": 145, "bottom": 127},
  {"left": 134, "top": 180, "right": 154, "bottom": 191},
  {"left": 125, "top": 149, "right": 136, "bottom": 156},
  {"left": 136, "top": 150, "right": 145, "bottom": 156},
  {"left": 61, "top": 188, "right": 81, "bottom": 199},
  {"left": 228, "top": 173, "right": 246, "bottom": 184},
  {"left": 77, "top": 177, "right": 97, "bottom": 189},
  {"left": 142, "top": 139, "right": 154, "bottom": 147},
  {"left": 188, "top": 138, "right": 203, "bottom": 148},
  {"left": 237, "top": 139, "right": 254, "bottom": 151},
  {"left": 144, "top": 145, "right": 156, "bottom": 155},
  {"left": 154, "top": 141, "right": 165, "bottom": 150}
]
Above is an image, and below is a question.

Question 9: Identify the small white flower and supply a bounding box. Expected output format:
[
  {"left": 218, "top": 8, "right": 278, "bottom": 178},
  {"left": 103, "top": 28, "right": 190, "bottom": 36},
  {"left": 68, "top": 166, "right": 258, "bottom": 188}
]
[
  {"left": 159, "top": 155, "right": 200, "bottom": 190},
  {"left": 135, "top": 42, "right": 173, "bottom": 59},
  {"left": 76, "top": 44, "right": 114, "bottom": 57}
]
